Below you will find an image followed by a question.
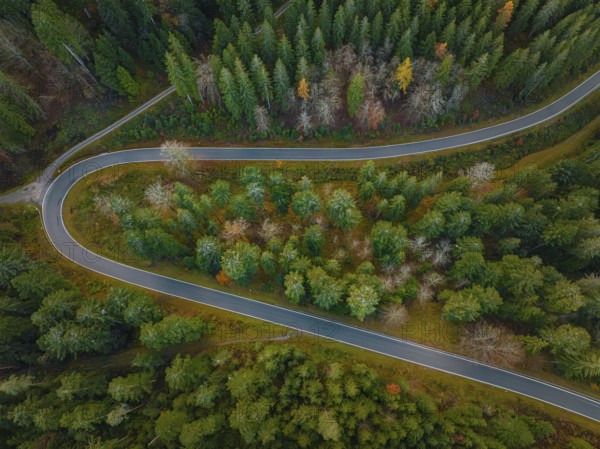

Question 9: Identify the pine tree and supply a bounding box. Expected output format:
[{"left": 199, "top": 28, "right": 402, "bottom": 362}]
[
  {"left": 468, "top": 53, "right": 489, "bottom": 91},
  {"left": 397, "top": 30, "right": 413, "bottom": 59},
  {"left": 295, "top": 57, "right": 310, "bottom": 84},
  {"left": 347, "top": 72, "right": 365, "bottom": 118},
  {"left": 219, "top": 67, "right": 242, "bottom": 121},
  {"left": 237, "top": 0, "right": 254, "bottom": 24},
  {"left": 234, "top": 58, "right": 258, "bottom": 123},
  {"left": 311, "top": 28, "right": 326, "bottom": 66},
  {"left": 371, "top": 11, "right": 384, "bottom": 47},
  {"left": 436, "top": 53, "right": 454, "bottom": 86},
  {"left": 31, "top": 0, "right": 91, "bottom": 64},
  {"left": 318, "top": 0, "right": 332, "bottom": 46},
  {"left": 305, "top": 0, "right": 317, "bottom": 33},
  {"left": 273, "top": 59, "right": 291, "bottom": 112},
  {"left": 96, "top": 0, "right": 134, "bottom": 42},
  {"left": 295, "top": 38, "right": 310, "bottom": 61},
  {"left": 326, "top": 189, "right": 362, "bottom": 230},
  {"left": 165, "top": 33, "right": 200, "bottom": 103},
  {"left": 259, "top": 19, "right": 277, "bottom": 66},
  {"left": 277, "top": 34, "right": 296, "bottom": 74},
  {"left": 237, "top": 21, "right": 256, "bottom": 67},
  {"left": 116, "top": 66, "right": 139, "bottom": 100},
  {"left": 222, "top": 43, "right": 240, "bottom": 72},
  {"left": 213, "top": 19, "right": 233, "bottom": 54},
  {"left": 93, "top": 33, "right": 135, "bottom": 93},
  {"left": 357, "top": 16, "right": 370, "bottom": 55},
  {"left": 333, "top": 6, "right": 346, "bottom": 47},
  {"left": 250, "top": 55, "right": 273, "bottom": 109},
  {"left": 509, "top": 0, "right": 540, "bottom": 37},
  {"left": 386, "top": 8, "right": 403, "bottom": 48}
]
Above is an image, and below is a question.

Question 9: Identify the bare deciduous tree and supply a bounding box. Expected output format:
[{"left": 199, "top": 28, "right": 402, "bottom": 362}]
[
  {"left": 258, "top": 218, "right": 282, "bottom": 241},
  {"left": 409, "top": 236, "right": 430, "bottom": 254},
  {"left": 315, "top": 98, "right": 336, "bottom": 127},
  {"left": 160, "top": 140, "right": 192, "bottom": 177},
  {"left": 381, "top": 304, "right": 409, "bottom": 329},
  {"left": 423, "top": 271, "right": 445, "bottom": 289},
  {"left": 357, "top": 96, "right": 385, "bottom": 131},
  {"left": 466, "top": 162, "right": 496, "bottom": 186},
  {"left": 407, "top": 82, "right": 446, "bottom": 124},
  {"left": 195, "top": 55, "right": 220, "bottom": 103},
  {"left": 145, "top": 181, "right": 173, "bottom": 211},
  {"left": 222, "top": 218, "right": 250, "bottom": 241},
  {"left": 253, "top": 105, "right": 271, "bottom": 133},
  {"left": 297, "top": 107, "right": 313, "bottom": 136},
  {"left": 416, "top": 285, "right": 434, "bottom": 306},
  {"left": 332, "top": 45, "right": 358, "bottom": 79},
  {"left": 358, "top": 238, "right": 372, "bottom": 259},
  {"left": 461, "top": 322, "right": 525, "bottom": 369},
  {"left": 432, "top": 240, "right": 452, "bottom": 267}
]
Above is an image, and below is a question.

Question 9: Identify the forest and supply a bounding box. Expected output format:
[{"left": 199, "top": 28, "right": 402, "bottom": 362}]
[
  {"left": 65, "top": 133, "right": 600, "bottom": 386},
  {"left": 0, "top": 211, "right": 596, "bottom": 448},
  {"left": 2, "top": 0, "right": 600, "bottom": 187},
  {"left": 0, "top": 210, "right": 595, "bottom": 449},
  {"left": 2, "top": 0, "right": 600, "bottom": 446}
]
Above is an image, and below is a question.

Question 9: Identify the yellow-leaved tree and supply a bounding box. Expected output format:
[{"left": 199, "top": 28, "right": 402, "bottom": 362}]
[
  {"left": 496, "top": 1, "right": 514, "bottom": 30},
  {"left": 395, "top": 58, "right": 413, "bottom": 95},
  {"left": 297, "top": 78, "right": 309, "bottom": 101}
]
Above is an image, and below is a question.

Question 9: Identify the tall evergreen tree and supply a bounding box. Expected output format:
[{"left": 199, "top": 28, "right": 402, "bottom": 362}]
[
  {"left": 311, "top": 28, "right": 326, "bottom": 66},
  {"left": 165, "top": 33, "right": 200, "bottom": 103},
  {"left": 234, "top": 58, "right": 258, "bottom": 123},
  {"left": 318, "top": 0, "right": 332, "bottom": 46},
  {"left": 273, "top": 59, "right": 291, "bottom": 112},
  {"left": 347, "top": 72, "right": 365, "bottom": 118},
  {"left": 31, "top": 0, "right": 91, "bottom": 64},
  {"left": 259, "top": 19, "right": 277, "bottom": 66},
  {"left": 93, "top": 33, "right": 135, "bottom": 94},
  {"left": 219, "top": 67, "right": 242, "bottom": 121},
  {"left": 277, "top": 34, "right": 296, "bottom": 74},
  {"left": 250, "top": 55, "right": 273, "bottom": 109}
]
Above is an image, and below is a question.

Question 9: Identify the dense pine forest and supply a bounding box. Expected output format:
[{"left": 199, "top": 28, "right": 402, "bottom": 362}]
[{"left": 1, "top": 0, "right": 600, "bottom": 188}]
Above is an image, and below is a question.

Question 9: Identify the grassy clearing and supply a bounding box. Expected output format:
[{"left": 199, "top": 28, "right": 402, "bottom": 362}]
[
  {"left": 501, "top": 114, "right": 600, "bottom": 175},
  {"left": 4, "top": 204, "right": 600, "bottom": 442}
]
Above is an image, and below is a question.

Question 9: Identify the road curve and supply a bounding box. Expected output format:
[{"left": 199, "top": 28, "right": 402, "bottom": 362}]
[{"left": 41, "top": 70, "right": 600, "bottom": 421}]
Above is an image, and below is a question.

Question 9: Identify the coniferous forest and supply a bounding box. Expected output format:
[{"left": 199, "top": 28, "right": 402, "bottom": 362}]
[
  {"left": 2, "top": 1, "right": 600, "bottom": 448},
  {"left": 1, "top": 0, "right": 600, "bottom": 186}
]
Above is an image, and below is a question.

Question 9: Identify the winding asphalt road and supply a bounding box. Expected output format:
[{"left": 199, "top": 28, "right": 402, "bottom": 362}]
[{"left": 39, "top": 68, "right": 600, "bottom": 423}]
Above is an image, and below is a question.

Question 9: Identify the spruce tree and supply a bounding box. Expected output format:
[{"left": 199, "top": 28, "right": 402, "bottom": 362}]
[
  {"left": 259, "top": 19, "right": 277, "bottom": 66},
  {"left": 333, "top": 6, "right": 346, "bottom": 47},
  {"left": 347, "top": 72, "right": 365, "bottom": 118},
  {"left": 311, "top": 28, "right": 326, "bottom": 66},
  {"left": 318, "top": 0, "right": 332, "bottom": 46},
  {"left": 277, "top": 34, "right": 296, "bottom": 74},
  {"left": 250, "top": 55, "right": 273, "bottom": 109},
  {"left": 273, "top": 59, "right": 291, "bottom": 112},
  {"left": 236, "top": 22, "right": 256, "bottom": 67},
  {"left": 165, "top": 33, "right": 200, "bottom": 103},
  {"left": 234, "top": 58, "right": 258, "bottom": 123},
  {"left": 31, "top": 0, "right": 91, "bottom": 64},
  {"left": 219, "top": 67, "right": 242, "bottom": 121}
]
